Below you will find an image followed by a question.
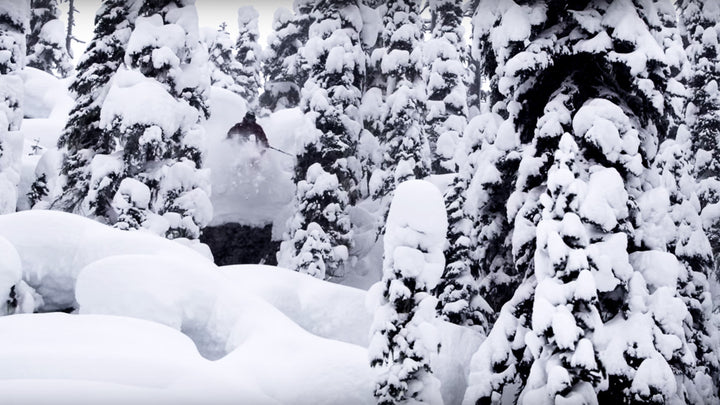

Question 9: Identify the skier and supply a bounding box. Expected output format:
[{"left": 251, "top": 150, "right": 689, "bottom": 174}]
[{"left": 227, "top": 111, "right": 270, "bottom": 149}]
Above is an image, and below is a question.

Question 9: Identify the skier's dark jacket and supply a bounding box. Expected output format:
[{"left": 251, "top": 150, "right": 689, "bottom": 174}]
[{"left": 227, "top": 114, "right": 269, "bottom": 148}]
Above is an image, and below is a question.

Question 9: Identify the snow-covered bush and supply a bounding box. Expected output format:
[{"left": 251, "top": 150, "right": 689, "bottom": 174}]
[{"left": 0, "top": 210, "right": 213, "bottom": 312}]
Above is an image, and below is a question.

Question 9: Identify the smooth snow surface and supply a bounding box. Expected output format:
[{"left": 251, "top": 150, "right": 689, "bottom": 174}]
[{"left": 0, "top": 313, "right": 276, "bottom": 405}]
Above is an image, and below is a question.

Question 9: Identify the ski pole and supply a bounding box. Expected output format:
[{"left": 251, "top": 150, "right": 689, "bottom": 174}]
[{"left": 268, "top": 145, "right": 294, "bottom": 157}]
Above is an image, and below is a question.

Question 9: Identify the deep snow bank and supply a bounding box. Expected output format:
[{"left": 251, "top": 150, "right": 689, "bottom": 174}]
[
  {"left": 0, "top": 210, "right": 212, "bottom": 311},
  {"left": 0, "top": 210, "right": 482, "bottom": 403},
  {"left": 0, "top": 313, "right": 276, "bottom": 405},
  {"left": 75, "top": 254, "right": 375, "bottom": 404}
]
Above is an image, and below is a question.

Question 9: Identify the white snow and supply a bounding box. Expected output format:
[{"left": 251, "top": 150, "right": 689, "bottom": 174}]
[
  {"left": 203, "top": 87, "right": 297, "bottom": 231},
  {"left": 0, "top": 210, "right": 213, "bottom": 311},
  {"left": 0, "top": 313, "right": 275, "bottom": 405},
  {"left": 0, "top": 210, "right": 480, "bottom": 404}
]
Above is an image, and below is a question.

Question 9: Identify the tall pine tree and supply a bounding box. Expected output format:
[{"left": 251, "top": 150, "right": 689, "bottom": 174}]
[
  {"left": 54, "top": 0, "right": 134, "bottom": 216},
  {"left": 371, "top": 0, "right": 430, "bottom": 204},
  {"left": 435, "top": 0, "right": 523, "bottom": 332},
  {"left": 259, "top": 5, "right": 309, "bottom": 112},
  {"left": 99, "top": 0, "right": 212, "bottom": 240},
  {"left": 236, "top": 6, "right": 261, "bottom": 112},
  {"left": 27, "top": 0, "right": 73, "bottom": 77},
  {"left": 463, "top": 1, "right": 720, "bottom": 403},
  {"left": 205, "top": 23, "right": 243, "bottom": 95},
  {"left": 677, "top": 0, "right": 720, "bottom": 275},
  {"left": 369, "top": 180, "right": 446, "bottom": 405},
  {"left": 280, "top": 0, "right": 365, "bottom": 278},
  {"left": 425, "top": 0, "right": 468, "bottom": 174}
]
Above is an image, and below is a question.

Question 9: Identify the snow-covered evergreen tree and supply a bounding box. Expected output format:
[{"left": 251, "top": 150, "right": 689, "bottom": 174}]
[
  {"left": 283, "top": 0, "right": 365, "bottom": 276},
  {"left": 285, "top": 0, "right": 314, "bottom": 98},
  {"left": 99, "top": 0, "right": 212, "bottom": 240},
  {"left": 371, "top": 0, "right": 430, "bottom": 203},
  {"left": 27, "top": 0, "right": 73, "bottom": 77},
  {"left": 464, "top": 0, "right": 483, "bottom": 118},
  {"left": 259, "top": 6, "right": 308, "bottom": 112},
  {"left": 369, "top": 180, "right": 446, "bottom": 405},
  {"left": 358, "top": 87, "right": 383, "bottom": 199},
  {"left": 677, "top": 0, "right": 720, "bottom": 274},
  {"left": 54, "top": 0, "right": 134, "bottom": 216},
  {"left": 294, "top": 0, "right": 364, "bottom": 197},
  {"left": 280, "top": 163, "right": 351, "bottom": 279},
  {"left": 435, "top": 113, "right": 507, "bottom": 332},
  {"left": 235, "top": 6, "right": 261, "bottom": 112},
  {"left": 463, "top": 1, "right": 720, "bottom": 403},
  {"left": 425, "top": 0, "right": 467, "bottom": 174},
  {"left": 0, "top": 1, "right": 30, "bottom": 215},
  {"left": 436, "top": 0, "right": 522, "bottom": 330},
  {"left": 653, "top": 128, "right": 720, "bottom": 400},
  {"left": 204, "top": 23, "right": 243, "bottom": 95},
  {"left": 652, "top": 6, "right": 720, "bottom": 393}
]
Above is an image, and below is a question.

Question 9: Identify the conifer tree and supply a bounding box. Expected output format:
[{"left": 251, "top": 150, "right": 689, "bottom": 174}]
[
  {"left": 435, "top": 1, "right": 522, "bottom": 330},
  {"left": 653, "top": 6, "right": 720, "bottom": 394},
  {"left": 282, "top": 0, "right": 364, "bottom": 277},
  {"left": 205, "top": 23, "right": 243, "bottom": 95},
  {"left": 0, "top": 1, "right": 30, "bottom": 214},
  {"left": 280, "top": 163, "right": 351, "bottom": 279},
  {"left": 463, "top": 1, "right": 720, "bottom": 403},
  {"left": 54, "top": 0, "right": 133, "bottom": 216},
  {"left": 372, "top": 0, "right": 430, "bottom": 203},
  {"left": 27, "top": 0, "right": 73, "bottom": 77},
  {"left": 236, "top": 6, "right": 261, "bottom": 112},
  {"left": 99, "top": 0, "right": 212, "bottom": 240},
  {"left": 369, "top": 180, "right": 446, "bottom": 405},
  {"left": 425, "top": 0, "right": 468, "bottom": 174},
  {"left": 435, "top": 113, "right": 505, "bottom": 332},
  {"left": 285, "top": 0, "right": 314, "bottom": 97},
  {"left": 260, "top": 6, "right": 306, "bottom": 112},
  {"left": 677, "top": 0, "right": 720, "bottom": 273},
  {"left": 653, "top": 130, "right": 720, "bottom": 400},
  {"left": 465, "top": 0, "right": 483, "bottom": 117}
]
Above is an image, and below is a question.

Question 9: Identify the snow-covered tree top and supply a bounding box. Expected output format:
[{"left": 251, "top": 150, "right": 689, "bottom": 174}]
[
  {"left": 386, "top": 180, "right": 448, "bottom": 255},
  {"left": 238, "top": 6, "right": 259, "bottom": 33},
  {"left": 272, "top": 7, "right": 294, "bottom": 30},
  {"left": 0, "top": 0, "right": 31, "bottom": 31}
]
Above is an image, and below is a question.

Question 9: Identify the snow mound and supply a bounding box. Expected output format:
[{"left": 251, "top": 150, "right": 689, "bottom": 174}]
[
  {"left": 21, "top": 67, "right": 72, "bottom": 120},
  {"left": 0, "top": 313, "right": 275, "bottom": 405},
  {"left": 75, "top": 254, "right": 374, "bottom": 404},
  {"left": 0, "top": 210, "right": 213, "bottom": 311},
  {"left": 222, "top": 264, "right": 373, "bottom": 346}
]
